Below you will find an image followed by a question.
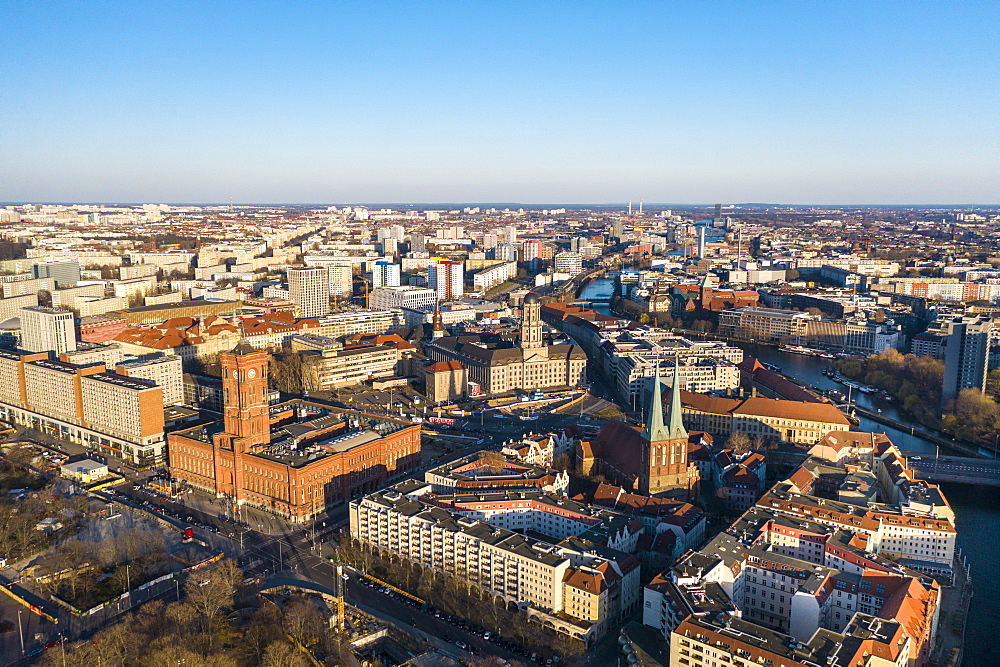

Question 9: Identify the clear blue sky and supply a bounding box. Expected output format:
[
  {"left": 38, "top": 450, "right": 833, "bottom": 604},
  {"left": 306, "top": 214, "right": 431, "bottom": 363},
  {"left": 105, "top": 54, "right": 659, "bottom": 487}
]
[{"left": 2, "top": 1, "right": 997, "bottom": 205}]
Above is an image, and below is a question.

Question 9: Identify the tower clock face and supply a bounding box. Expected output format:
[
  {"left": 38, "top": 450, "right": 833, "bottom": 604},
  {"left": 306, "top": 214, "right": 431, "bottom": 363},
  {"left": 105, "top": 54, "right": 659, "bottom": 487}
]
[
  {"left": 247, "top": 369, "right": 257, "bottom": 379},
  {"left": 232, "top": 369, "right": 239, "bottom": 379}
]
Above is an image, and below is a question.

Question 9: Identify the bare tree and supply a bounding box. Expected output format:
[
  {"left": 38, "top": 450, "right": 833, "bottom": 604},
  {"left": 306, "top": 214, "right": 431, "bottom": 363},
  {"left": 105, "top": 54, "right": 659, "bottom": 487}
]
[{"left": 184, "top": 558, "right": 242, "bottom": 644}]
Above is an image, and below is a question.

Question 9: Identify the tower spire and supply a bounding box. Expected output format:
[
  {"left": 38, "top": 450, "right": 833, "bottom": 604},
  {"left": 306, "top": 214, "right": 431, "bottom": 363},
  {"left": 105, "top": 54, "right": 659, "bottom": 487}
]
[
  {"left": 666, "top": 354, "right": 688, "bottom": 441},
  {"left": 641, "top": 358, "right": 668, "bottom": 442}
]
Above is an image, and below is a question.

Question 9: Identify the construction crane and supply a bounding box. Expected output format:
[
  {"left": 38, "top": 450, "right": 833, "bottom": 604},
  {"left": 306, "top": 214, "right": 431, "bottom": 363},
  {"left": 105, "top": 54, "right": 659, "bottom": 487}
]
[{"left": 333, "top": 564, "right": 346, "bottom": 631}]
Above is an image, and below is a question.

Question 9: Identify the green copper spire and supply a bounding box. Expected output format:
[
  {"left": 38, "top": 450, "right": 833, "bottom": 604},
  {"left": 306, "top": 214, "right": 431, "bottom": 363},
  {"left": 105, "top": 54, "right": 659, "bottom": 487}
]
[
  {"left": 666, "top": 356, "right": 688, "bottom": 441},
  {"left": 641, "top": 359, "right": 669, "bottom": 442}
]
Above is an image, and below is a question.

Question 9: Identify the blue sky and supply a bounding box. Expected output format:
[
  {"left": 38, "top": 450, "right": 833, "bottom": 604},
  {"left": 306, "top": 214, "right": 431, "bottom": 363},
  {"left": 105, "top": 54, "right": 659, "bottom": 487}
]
[{"left": 2, "top": 1, "right": 997, "bottom": 204}]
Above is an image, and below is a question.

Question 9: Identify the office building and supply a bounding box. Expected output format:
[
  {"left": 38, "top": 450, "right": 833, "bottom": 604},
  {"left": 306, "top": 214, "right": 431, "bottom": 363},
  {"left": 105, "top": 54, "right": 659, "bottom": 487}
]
[
  {"left": 372, "top": 261, "right": 402, "bottom": 288},
  {"left": 288, "top": 266, "right": 330, "bottom": 318},
  {"left": 371, "top": 285, "right": 438, "bottom": 311},
  {"left": 553, "top": 251, "right": 583, "bottom": 275},
  {"left": 20, "top": 306, "right": 77, "bottom": 355},
  {"left": 32, "top": 261, "right": 81, "bottom": 287}
]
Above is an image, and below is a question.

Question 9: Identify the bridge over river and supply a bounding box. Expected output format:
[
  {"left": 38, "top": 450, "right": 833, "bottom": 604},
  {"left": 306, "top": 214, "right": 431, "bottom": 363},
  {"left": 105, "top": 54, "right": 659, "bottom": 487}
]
[{"left": 905, "top": 455, "right": 1000, "bottom": 487}]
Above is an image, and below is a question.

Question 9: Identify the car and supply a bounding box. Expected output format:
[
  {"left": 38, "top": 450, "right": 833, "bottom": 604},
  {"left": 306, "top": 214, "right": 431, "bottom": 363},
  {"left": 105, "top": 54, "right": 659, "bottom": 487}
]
[
  {"left": 455, "top": 641, "right": 468, "bottom": 650},
  {"left": 910, "top": 456, "right": 922, "bottom": 461}
]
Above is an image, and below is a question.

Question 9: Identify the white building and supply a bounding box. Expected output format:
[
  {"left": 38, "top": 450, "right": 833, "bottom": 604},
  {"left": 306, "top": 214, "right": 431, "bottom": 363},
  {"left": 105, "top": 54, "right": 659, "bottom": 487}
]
[
  {"left": 116, "top": 355, "right": 184, "bottom": 405},
  {"left": 20, "top": 306, "right": 76, "bottom": 355},
  {"left": 372, "top": 261, "right": 402, "bottom": 288},
  {"left": 371, "top": 285, "right": 438, "bottom": 311},
  {"left": 288, "top": 267, "right": 330, "bottom": 318}
]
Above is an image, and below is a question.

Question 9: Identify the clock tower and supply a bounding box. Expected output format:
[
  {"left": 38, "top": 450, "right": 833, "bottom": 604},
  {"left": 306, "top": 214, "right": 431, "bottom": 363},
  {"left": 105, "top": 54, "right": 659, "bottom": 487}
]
[{"left": 220, "top": 341, "right": 271, "bottom": 452}]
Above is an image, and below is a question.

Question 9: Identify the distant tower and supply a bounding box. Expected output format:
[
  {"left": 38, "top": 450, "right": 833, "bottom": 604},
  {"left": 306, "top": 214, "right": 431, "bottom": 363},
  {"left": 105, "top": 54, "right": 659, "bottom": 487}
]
[
  {"left": 220, "top": 341, "right": 271, "bottom": 452},
  {"left": 697, "top": 226, "right": 707, "bottom": 259},
  {"left": 628, "top": 201, "right": 632, "bottom": 216},
  {"left": 520, "top": 292, "right": 544, "bottom": 350},
  {"left": 714, "top": 203, "right": 722, "bottom": 220},
  {"left": 638, "top": 199, "right": 643, "bottom": 215}
]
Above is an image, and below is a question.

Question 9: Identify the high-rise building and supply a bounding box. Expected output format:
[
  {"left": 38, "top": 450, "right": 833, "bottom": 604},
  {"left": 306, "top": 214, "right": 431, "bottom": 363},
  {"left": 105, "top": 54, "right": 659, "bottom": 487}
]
[
  {"left": 20, "top": 306, "right": 76, "bottom": 355},
  {"left": 494, "top": 243, "right": 518, "bottom": 262},
  {"left": 940, "top": 315, "right": 993, "bottom": 405},
  {"left": 372, "top": 261, "right": 401, "bottom": 288},
  {"left": 288, "top": 267, "right": 329, "bottom": 318},
  {"left": 409, "top": 233, "right": 426, "bottom": 252},
  {"left": 428, "top": 258, "right": 464, "bottom": 301},
  {"left": 328, "top": 265, "right": 353, "bottom": 298}
]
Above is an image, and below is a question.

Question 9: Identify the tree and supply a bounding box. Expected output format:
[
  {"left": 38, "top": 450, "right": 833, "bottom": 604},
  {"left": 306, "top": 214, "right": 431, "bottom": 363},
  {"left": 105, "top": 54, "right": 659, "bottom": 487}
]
[
  {"left": 270, "top": 352, "right": 305, "bottom": 394},
  {"left": 262, "top": 641, "right": 307, "bottom": 667},
  {"left": 184, "top": 558, "right": 242, "bottom": 643},
  {"left": 638, "top": 313, "right": 651, "bottom": 324},
  {"left": 725, "top": 432, "right": 752, "bottom": 452}
]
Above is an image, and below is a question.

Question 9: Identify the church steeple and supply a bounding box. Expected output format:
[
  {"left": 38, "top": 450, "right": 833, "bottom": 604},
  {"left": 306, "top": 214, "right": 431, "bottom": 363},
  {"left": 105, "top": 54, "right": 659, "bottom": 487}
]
[
  {"left": 431, "top": 299, "right": 446, "bottom": 339},
  {"left": 641, "top": 359, "right": 669, "bottom": 442},
  {"left": 665, "top": 356, "right": 688, "bottom": 441}
]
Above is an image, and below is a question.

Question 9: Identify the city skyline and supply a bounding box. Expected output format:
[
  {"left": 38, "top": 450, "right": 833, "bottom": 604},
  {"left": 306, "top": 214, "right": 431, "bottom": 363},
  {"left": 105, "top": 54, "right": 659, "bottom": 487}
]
[{"left": 3, "top": 1, "right": 997, "bottom": 205}]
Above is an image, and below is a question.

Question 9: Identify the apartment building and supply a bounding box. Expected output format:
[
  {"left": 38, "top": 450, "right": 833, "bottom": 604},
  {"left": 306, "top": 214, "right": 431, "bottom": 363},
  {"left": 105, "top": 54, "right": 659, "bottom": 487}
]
[
  {"left": 372, "top": 261, "right": 401, "bottom": 288},
  {"left": 670, "top": 613, "right": 910, "bottom": 667},
  {"left": 428, "top": 258, "right": 464, "bottom": 300},
  {"left": 912, "top": 314, "right": 992, "bottom": 404},
  {"left": 116, "top": 355, "right": 184, "bottom": 405},
  {"left": 646, "top": 499, "right": 941, "bottom": 665},
  {"left": 77, "top": 296, "right": 128, "bottom": 317},
  {"left": 1, "top": 276, "right": 55, "bottom": 298},
  {"left": 288, "top": 266, "right": 330, "bottom": 318},
  {"left": 51, "top": 283, "right": 105, "bottom": 309},
  {"left": 350, "top": 481, "right": 641, "bottom": 643},
  {"left": 0, "top": 350, "right": 165, "bottom": 464},
  {"left": 469, "top": 260, "right": 516, "bottom": 292},
  {"left": 0, "top": 294, "right": 37, "bottom": 322}
]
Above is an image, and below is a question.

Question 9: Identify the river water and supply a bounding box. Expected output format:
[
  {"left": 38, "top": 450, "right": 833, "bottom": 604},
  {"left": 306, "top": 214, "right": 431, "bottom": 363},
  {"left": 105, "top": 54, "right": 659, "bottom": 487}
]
[{"left": 578, "top": 278, "right": 995, "bottom": 661}]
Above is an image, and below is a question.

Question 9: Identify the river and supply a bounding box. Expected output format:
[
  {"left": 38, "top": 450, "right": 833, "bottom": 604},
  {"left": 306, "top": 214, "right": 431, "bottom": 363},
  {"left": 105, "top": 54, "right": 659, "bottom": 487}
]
[{"left": 578, "top": 277, "right": 995, "bottom": 661}]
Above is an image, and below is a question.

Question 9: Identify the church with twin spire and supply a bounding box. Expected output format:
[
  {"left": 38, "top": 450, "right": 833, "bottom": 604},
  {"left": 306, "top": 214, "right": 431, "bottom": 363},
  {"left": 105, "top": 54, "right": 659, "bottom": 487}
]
[{"left": 579, "top": 360, "right": 702, "bottom": 501}]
